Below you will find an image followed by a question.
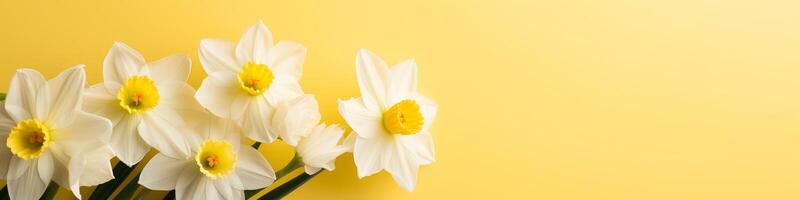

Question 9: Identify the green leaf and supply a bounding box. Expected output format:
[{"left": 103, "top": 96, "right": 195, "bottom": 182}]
[
  {"left": 89, "top": 163, "right": 137, "bottom": 200},
  {"left": 162, "top": 190, "right": 175, "bottom": 200},
  {"left": 258, "top": 172, "right": 319, "bottom": 200},
  {"left": 41, "top": 181, "right": 59, "bottom": 200},
  {"left": 0, "top": 185, "right": 8, "bottom": 200},
  {"left": 244, "top": 154, "right": 304, "bottom": 198},
  {"left": 113, "top": 174, "right": 140, "bottom": 200}
]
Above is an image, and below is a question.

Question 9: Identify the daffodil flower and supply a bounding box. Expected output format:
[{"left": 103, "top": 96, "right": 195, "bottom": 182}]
[
  {"left": 196, "top": 21, "right": 307, "bottom": 144},
  {"left": 83, "top": 42, "right": 205, "bottom": 165},
  {"left": 271, "top": 94, "right": 321, "bottom": 146},
  {"left": 338, "top": 49, "right": 437, "bottom": 191},
  {"left": 295, "top": 124, "right": 354, "bottom": 174},
  {"left": 138, "top": 114, "right": 275, "bottom": 200},
  {"left": 0, "top": 66, "right": 115, "bottom": 199}
]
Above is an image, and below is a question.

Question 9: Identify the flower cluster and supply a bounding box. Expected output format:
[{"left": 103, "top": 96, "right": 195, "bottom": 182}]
[{"left": 0, "top": 21, "right": 437, "bottom": 200}]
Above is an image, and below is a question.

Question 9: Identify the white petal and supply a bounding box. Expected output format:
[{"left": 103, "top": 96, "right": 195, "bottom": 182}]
[
  {"left": 139, "top": 109, "right": 192, "bottom": 159},
  {"left": 0, "top": 130, "right": 10, "bottom": 179},
  {"left": 337, "top": 98, "right": 384, "bottom": 138},
  {"left": 199, "top": 39, "right": 240, "bottom": 74},
  {"left": 396, "top": 133, "right": 435, "bottom": 165},
  {"left": 206, "top": 116, "right": 242, "bottom": 151},
  {"left": 147, "top": 54, "right": 191, "bottom": 83},
  {"left": 343, "top": 132, "right": 356, "bottom": 152},
  {"left": 7, "top": 158, "right": 49, "bottom": 200},
  {"left": 271, "top": 95, "right": 320, "bottom": 146},
  {"left": 353, "top": 132, "right": 427, "bottom": 191},
  {"left": 211, "top": 179, "right": 236, "bottom": 200},
  {"left": 356, "top": 49, "right": 391, "bottom": 110},
  {"left": 187, "top": 114, "right": 242, "bottom": 152},
  {"left": 196, "top": 72, "right": 251, "bottom": 120},
  {"left": 65, "top": 152, "right": 85, "bottom": 198},
  {"left": 176, "top": 169, "right": 228, "bottom": 200},
  {"left": 0, "top": 101, "right": 15, "bottom": 135},
  {"left": 46, "top": 65, "right": 86, "bottom": 129},
  {"left": 139, "top": 154, "right": 192, "bottom": 190},
  {"left": 78, "top": 147, "right": 115, "bottom": 186},
  {"left": 235, "top": 146, "right": 275, "bottom": 190},
  {"left": 157, "top": 81, "right": 205, "bottom": 112},
  {"left": 385, "top": 144, "right": 420, "bottom": 192},
  {"left": 266, "top": 40, "right": 306, "bottom": 80},
  {"left": 225, "top": 171, "right": 245, "bottom": 191},
  {"left": 7, "top": 156, "right": 31, "bottom": 180},
  {"left": 175, "top": 166, "right": 202, "bottom": 200},
  {"left": 0, "top": 135, "right": 10, "bottom": 178},
  {"left": 49, "top": 153, "right": 69, "bottom": 187},
  {"left": 236, "top": 21, "right": 273, "bottom": 64},
  {"left": 83, "top": 84, "right": 125, "bottom": 125},
  {"left": 352, "top": 133, "right": 393, "bottom": 178},
  {"left": 5, "top": 68, "right": 49, "bottom": 122},
  {"left": 304, "top": 166, "right": 322, "bottom": 175},
  {"left": 37, "top": 151, "right": 54, "bottom": 184},
  {"left": 296, "top": 124, "right": 348, "bottom": 170},
  {"left": 388, "top": 59, "right": 418, "bottom": 104},
  {"left": 240, "top": 97, "right": 276, "bottom": 143},
  {"left": 103, "top": 42, "right": 146, "bottom": 85},
  {"left": 263, "top": 75, "right": 304, "bottom": 107},
  {"left": 51, "top": 112, "right": 112, "bottom": 156},
  {"left": 110, "top": 115, "right": 149, "bottom": 166}
]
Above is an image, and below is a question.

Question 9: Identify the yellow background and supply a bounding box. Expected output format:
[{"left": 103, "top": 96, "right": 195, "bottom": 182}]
[{"left": 2, "top": 0, "right": 800, "bottom": 199}]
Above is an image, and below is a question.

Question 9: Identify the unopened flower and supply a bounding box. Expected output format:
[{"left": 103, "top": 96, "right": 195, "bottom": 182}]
[{"left": 295, "top": 124, "right": 354, "bottom": 174}]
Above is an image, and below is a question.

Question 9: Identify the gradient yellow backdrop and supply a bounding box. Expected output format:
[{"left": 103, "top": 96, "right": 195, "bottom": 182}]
[{"left": 2, "top": 0, "right": 800, "bottom": 199}]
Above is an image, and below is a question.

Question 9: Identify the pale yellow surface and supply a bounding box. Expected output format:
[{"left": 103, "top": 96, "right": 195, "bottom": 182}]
[{"left": 2, "top": 0, "right": 800, "bottom": 199}]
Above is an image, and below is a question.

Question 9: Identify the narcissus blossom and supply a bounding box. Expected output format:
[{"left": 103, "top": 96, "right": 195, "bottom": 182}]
[
  {"left": 84, "top": 42, "right": 205, "bottom": 165},
  {"left": 0, "top": 66, "right": 114, "bottom": 199},
  {"left": 195, "top": 21, "right": 307, "bottom": 144},
  {"left": 338, "top": 49, "right": 437, "bottom": 191},
  {"left": 139, "top": 114, "right": 275, "bottom": 200}
]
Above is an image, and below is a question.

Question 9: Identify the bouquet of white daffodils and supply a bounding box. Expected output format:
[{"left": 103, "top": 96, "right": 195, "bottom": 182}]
[{"left": 0, "top": 21, "right": 437, "bottom": 200}]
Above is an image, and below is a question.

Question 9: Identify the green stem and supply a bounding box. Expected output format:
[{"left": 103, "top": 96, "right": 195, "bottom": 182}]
[
  {"left": 244, "top": 154, "right": 303, "bottom": 199},
  {"left": 161, "top": 191, "right": 175, "bottom": 200},
  {"left": 251, "top": 142, "right": 262, "bottom": 149},
  {"left": 275, "top": 155, "right": 303, "bottom": 180},
  {"left": 89, "top": 163, "right": 137, "bottom": 200},
  {"left": 258, "top": 172, "right": 319, "bottom": 200},
  {"left": 40, "top": 181, "right": 59, "bottom": 200},
  {"left": 0, "top": 186, "right": 8, "bottom": 200},
  {"left": 133, "top": 188, "right": 151, "bottom": 200},
  {"left": 113, "top": 174, "right": 140, "bottom": 200}
]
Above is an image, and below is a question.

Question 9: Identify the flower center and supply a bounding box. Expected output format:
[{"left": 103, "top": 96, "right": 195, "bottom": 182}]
[
  {"left": 382, "top": 100, "right": 424, "bottom": 135},
  {"left": 237, "top": 62, "right": 274, "bottom": 96},
  {"left": 117, "top": 76, "right": 159, "bottom": 114},
  {"left": 196, "top": 139, "right": 237, "bottom": 179},
  {"left": 7, "top": 119, "right": 52, "bottom": 160}
]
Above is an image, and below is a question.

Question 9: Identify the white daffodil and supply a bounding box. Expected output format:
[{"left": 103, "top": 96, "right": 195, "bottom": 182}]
[
  {"left": 295, "top": 124, "right": 354, "bottom": 175},
  {"left": 196, "top": 20, "right": 307, "bottom": 144},
  {"left": 139, "top": 113, "right": 275, "bottom": 200},
  {"left": 338, "top": 49, "right": 437, "bottom": 191},
  {"left": 0, "top": 66, "right": 114, "bottom": 199},
  {"left": 84, "top": 42, "right": 205, "bottom": 165},
  {"left": 271, "top": 94, "right": 321, "bottom": 146}
]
